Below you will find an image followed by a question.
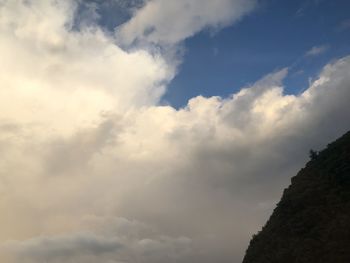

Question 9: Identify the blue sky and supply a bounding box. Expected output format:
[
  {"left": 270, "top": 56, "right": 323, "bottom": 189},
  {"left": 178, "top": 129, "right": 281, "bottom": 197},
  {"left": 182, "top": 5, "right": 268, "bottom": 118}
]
[
  {"left": 80, "top": 0, "right": 350, "bottom": 108},
  {"left": 162, "top": 0, "right": 350, "bottom": 107}
]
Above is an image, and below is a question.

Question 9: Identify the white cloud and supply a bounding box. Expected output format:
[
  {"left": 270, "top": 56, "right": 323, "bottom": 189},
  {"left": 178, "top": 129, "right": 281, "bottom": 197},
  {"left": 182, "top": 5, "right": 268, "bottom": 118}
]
[
  {"left": 305, "top": 44, "right": 329, "bottom": 56},
  {"left": 0, "top": 1, "right": 350, "bottom": 263},
  {"left": 0, "top": 0, "right": 174, "bottom": 135},
  {"left": 116, "top": 0, "right": 257, "bottom": 46},
  {"left": 1, "top": 55, "right": 350, "bottom": 262}
]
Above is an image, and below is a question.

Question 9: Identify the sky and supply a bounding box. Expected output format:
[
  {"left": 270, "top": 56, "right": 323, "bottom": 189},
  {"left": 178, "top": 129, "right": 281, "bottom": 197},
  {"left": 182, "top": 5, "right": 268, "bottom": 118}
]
[
  {"left": 0, "top": 1, "right": 349, "bottom": 263},
  {"left": 164, "top": 0, "right": 350, "bottom": 107}
]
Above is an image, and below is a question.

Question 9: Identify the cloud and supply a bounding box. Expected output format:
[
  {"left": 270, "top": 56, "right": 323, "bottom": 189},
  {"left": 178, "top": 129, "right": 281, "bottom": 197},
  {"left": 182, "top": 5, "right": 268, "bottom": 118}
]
[
  {"left": 2, "top": 233, "right": 123, "bottom": 262},
  {"left": 295, "top": 0, "right": 326, "bottom": 17},
  {"left": 0, "top": 0, "right": 174, "bottom": 135},
  {"left": 305, "top": 44, "right": 329, "bottom": 56},
  {"left": 337, "top": 18, "right": 350, "bottom": 32},
  {"left": 1, "top": 55, "right": 350, "bottom": 263},
  {"left": 116, "top": 0, "right": 257, "bottom": 46},
  {"left": 1, "top": 219, "right": 192, "bottom": 263},
  {"left": 0, "top": 1, "right": 350, "bottom": 263}
]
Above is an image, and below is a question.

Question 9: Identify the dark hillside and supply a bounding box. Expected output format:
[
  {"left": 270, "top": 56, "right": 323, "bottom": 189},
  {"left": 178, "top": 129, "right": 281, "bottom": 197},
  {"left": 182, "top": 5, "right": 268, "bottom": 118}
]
[{"left": 243, "top": 131, "right": 350, "bottom": 263}]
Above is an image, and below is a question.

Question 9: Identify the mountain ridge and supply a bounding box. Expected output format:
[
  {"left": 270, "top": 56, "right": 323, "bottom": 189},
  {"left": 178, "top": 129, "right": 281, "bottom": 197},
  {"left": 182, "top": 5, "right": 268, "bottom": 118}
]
[{"left": 242, "top": 131, "right": 350, "bottom": 263}]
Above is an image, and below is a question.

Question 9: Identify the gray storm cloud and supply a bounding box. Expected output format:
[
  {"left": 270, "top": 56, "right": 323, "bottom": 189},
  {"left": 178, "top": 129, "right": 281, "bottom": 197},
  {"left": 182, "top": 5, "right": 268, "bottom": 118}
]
[{"left": 0, "top": 1, "right": 350, "bottom": 263}]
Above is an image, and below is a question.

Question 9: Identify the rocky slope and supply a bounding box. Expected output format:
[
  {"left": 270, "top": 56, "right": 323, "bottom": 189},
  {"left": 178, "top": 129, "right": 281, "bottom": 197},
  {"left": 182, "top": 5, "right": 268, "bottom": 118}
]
[{"left": 242, "top": 131, "right": 350, "bottom": 263}]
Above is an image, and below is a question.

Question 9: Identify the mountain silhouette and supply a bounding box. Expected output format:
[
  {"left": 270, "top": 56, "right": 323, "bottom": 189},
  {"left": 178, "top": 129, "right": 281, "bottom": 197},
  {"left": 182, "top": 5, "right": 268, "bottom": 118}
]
[{"left": 243, "top": 131, "right": 350, "bottom": 263}]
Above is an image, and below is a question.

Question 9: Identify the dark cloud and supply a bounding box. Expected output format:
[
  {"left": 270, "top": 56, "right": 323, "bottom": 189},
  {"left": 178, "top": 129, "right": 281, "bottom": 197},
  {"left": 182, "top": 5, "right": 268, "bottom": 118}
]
[{"left": 3, "top": 233, "right": 122, "bottom": 262}]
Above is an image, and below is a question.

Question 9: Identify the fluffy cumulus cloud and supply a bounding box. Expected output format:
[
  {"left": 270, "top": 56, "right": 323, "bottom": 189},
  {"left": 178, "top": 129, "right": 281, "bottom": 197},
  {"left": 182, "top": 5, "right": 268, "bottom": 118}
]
[
  {"left": 0, "top": 1, "right": 350, "bottom": 263},
  {"left": 0, "top": 0, "right": 173, "bottom": 135}
]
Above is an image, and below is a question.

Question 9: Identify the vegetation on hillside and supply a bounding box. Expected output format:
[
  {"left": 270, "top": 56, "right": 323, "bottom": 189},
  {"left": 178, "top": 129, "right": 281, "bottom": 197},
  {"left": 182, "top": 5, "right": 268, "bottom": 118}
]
[{"left": 243, "top": 131, "right": 350, "bottom": 263}]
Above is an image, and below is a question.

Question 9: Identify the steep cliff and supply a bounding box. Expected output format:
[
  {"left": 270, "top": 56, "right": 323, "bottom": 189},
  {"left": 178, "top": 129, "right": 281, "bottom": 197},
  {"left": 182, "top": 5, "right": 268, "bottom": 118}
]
[{"left": 243, "top": 131, "right": 350, "bottom": 263}]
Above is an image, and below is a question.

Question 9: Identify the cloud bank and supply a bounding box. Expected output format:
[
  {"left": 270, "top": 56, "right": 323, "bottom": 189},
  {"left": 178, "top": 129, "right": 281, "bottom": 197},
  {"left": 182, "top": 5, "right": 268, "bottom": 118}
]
[{"left": 0, "top": 1, "right": 350, "bottom": 263}]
